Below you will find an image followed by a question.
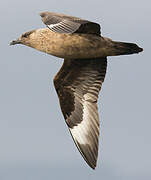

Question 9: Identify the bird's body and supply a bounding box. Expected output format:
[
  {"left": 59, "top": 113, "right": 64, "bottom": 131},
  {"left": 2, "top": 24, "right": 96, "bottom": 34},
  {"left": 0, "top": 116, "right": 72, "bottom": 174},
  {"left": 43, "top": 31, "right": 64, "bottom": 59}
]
[
  {"left": 22, "top": 28, "right": 103, "bottom": 58},
  {"left": 22, "top": 28, "right": 110, "bottom": 59},
  {"left": 10, "top": 12, "right": 143, "bottom": 169},
  {"left": 12, "top": 28, "right": 142, "bottom": 59}
]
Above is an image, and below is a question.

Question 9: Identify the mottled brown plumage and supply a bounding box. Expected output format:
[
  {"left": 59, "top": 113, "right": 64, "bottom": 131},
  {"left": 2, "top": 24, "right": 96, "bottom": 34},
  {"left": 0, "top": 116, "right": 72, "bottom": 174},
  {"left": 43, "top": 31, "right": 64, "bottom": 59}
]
[{"left": 10, "top": 11, "right": 143, "bottom": 169}]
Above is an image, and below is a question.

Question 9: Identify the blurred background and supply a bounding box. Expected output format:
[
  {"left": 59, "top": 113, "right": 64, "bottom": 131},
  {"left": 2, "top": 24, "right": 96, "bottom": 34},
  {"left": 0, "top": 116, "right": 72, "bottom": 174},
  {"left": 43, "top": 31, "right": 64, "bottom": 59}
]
[{"left": 0, "top": 0, "right": 150, "bottom": 179}]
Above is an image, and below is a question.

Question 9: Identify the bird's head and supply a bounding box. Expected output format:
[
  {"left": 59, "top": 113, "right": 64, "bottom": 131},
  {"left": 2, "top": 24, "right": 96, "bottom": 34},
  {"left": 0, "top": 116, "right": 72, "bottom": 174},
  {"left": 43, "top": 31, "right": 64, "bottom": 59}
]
[
  {"left": 10, "top": 30, "right": 36, "bottom": 47},
  {"left": 10, "top": 28, "right": 55, "bottom": 55}
]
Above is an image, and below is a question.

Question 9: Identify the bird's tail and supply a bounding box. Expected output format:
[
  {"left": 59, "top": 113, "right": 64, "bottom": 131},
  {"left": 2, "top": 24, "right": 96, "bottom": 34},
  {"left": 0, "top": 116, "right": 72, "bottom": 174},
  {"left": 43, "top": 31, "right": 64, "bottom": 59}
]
[{"left": 111, "top": 41, "right": 143, "bottom": 56}]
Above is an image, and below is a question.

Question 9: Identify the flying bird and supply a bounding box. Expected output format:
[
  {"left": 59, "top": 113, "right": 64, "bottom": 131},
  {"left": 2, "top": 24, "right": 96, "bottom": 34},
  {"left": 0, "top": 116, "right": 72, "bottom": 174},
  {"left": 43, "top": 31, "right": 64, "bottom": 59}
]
[{"left": 10, "top": 12, "right": 143, "bottom": 169}]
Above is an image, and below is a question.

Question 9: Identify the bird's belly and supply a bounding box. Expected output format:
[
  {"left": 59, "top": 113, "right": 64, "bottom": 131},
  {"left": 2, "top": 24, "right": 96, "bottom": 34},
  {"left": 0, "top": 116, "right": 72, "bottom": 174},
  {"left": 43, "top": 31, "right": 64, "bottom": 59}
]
[{"left": 43, "top": 33, "right": 107, "bottom": 59}]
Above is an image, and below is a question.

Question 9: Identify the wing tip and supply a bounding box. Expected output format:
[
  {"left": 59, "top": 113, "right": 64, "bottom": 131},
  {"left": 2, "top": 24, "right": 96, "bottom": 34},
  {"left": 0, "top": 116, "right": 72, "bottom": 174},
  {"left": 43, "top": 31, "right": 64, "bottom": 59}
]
[
  {"left": 69, "top": 129, "right": 98, "bottom": 169},
  {"left": 39, "top": 11, "right": 48, "bottom": 18},
  {"left": 81, "top": 151, "right": 98, "bottom": 170},
  {"left": 88, "top": 161, "right": 97, "bottom": 170},
  {"left": 40, "top": 12, "right": 52, "bottom": 25},
  {"left": 82, "top": 151, "right": 97, "bottom": 170}
]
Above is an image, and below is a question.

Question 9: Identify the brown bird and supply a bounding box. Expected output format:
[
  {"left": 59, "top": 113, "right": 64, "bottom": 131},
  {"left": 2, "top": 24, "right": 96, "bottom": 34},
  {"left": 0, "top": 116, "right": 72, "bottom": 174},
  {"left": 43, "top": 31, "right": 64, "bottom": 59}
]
[{"left": 10, "top": 12, "right": 143, "bottom": 169}]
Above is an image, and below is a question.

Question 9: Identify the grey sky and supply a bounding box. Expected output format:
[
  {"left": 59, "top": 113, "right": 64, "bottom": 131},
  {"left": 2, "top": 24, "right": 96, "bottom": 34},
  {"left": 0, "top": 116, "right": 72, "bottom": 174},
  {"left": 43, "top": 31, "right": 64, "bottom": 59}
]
[{"left": 0, "top": 0, "right": 151, "bottom": 179}]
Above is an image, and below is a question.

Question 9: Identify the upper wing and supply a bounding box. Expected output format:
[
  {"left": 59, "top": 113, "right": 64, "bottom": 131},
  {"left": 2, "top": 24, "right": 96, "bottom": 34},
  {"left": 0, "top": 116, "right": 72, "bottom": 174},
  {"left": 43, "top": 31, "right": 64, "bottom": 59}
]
[
  {"left": 53, "top": 58, "right": 107, "bottom": 169},
  {"left": 40, "top": 12, "right": 101, "bottom": 35}
]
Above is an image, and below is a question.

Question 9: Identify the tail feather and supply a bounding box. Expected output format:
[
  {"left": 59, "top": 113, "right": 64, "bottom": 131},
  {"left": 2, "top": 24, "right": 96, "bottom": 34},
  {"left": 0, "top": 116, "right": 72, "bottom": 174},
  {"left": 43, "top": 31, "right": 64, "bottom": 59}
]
[{"left": 112, "top": 41, "right": 143, "bottom": 56}]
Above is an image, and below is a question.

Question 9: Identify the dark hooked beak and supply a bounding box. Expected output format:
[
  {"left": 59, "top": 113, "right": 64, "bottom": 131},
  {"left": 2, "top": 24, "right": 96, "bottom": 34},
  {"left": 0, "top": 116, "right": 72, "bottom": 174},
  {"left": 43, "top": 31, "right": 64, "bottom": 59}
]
[{"left": 10, "top": 39, "right": 21, "bottom": 45}]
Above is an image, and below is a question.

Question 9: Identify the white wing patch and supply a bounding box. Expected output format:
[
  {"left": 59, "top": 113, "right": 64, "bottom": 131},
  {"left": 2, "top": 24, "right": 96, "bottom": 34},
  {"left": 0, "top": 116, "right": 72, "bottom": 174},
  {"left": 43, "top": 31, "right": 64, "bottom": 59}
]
[
  {"left": 47, "top": 20, "right": 80, "bottom": 34},
  {"left": 69, "top": 78, "right": 101, "bottom": 146},
  {"left": 70, "top": 100, "right": 99, "bottom": 146}
]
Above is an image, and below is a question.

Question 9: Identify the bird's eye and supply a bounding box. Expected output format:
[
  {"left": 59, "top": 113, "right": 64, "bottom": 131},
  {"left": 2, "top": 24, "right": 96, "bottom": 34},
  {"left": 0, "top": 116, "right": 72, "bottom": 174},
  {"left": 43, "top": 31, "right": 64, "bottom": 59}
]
[
  {"left": 21, "top": 30, "right": 35, "bottom": 38},
  {"left": 22, "top": 32, "right": 30, "bottom": 38}
]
